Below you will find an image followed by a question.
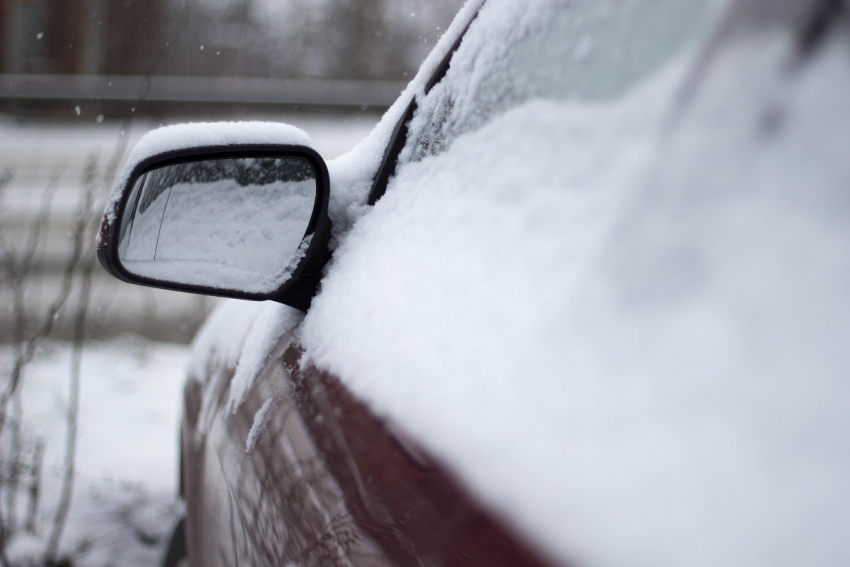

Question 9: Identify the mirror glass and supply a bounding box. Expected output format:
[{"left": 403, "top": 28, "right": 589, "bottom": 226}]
[{"left": 117, "top": 156, "right": 316, "bottom": 294}]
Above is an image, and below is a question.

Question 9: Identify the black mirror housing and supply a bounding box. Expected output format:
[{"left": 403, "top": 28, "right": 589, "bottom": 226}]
[{"left": 97, "top": 143, "right": 331, "bottom": 312}]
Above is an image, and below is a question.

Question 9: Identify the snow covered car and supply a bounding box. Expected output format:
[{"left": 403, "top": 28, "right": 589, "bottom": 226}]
[{"left": 97, "top": 0, "right": 850, "bottom": 565}]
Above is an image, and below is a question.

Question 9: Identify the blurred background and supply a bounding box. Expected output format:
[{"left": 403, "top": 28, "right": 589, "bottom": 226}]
[
  {"left": 0, "top": 1, "right": 463, "bottom": 565},
  {"left": 1, "top": 0, "right": 464, "bottom": 343}
]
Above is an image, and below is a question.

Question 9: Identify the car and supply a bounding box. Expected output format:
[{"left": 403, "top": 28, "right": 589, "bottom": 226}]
[{"left": 97, "top": 0, "right": 850, "bottom": 566}]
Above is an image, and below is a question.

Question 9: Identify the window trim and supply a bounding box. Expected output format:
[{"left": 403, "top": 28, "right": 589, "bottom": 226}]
[{"left": 367, "top": 8, "right": 481, "bottom": 206}]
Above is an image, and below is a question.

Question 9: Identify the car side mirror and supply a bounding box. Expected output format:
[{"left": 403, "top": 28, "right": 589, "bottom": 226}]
[{"left": 97, "top": 143, "right": 331, "bottom": 311}]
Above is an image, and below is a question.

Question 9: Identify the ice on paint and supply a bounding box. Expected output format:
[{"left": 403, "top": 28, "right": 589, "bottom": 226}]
[
  {"left": 227, "top": 302, "right": 302, "bottom": 412},
  {"left": 246, "top": 397, "right": 275, "bottom": 452},
  {"left": 187, "top": 299, "right": 302, "bottom": 444}
]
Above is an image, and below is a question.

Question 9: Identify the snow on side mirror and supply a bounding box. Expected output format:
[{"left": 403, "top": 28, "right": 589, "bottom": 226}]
[{"left": 97, "top": 125, "right": 331, "bottom": 311}]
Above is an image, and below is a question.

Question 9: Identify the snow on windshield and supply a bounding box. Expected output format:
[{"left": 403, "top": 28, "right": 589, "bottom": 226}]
[
  {"left": 403, "top": 0, "right": 708, "bottom": 164},
  {"left": 301, "top": 2, "right": 850, "bottom": 567}
]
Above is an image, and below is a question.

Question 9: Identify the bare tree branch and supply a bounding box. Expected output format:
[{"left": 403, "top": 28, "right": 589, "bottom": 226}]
[
  {"left": 44, "top": 158, "right": 99, "bottom": 565},
  {"left": 25, "top": 440, "right": 45, "bottom": 535}
]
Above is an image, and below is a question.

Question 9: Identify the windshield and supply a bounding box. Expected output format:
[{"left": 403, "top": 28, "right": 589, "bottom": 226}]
[{"left": 402, "top": 0, "right": 710, "bottom": 163}]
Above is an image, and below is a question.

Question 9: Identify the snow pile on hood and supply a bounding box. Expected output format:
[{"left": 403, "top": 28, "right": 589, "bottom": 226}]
[
  {"left": 302, "top": 7, "right": 850, "bottom": 567},
  {"left": 104, "top": 121, "right": 312, "bottom": 224}
]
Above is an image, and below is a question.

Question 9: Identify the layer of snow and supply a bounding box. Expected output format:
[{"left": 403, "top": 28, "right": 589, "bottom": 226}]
[
  {"left": 300, "top": 4, "right": 850, "bottom": 567},
  {"left": 1, "top": 339, "right": 190, "bottom": 567},
  {"left": 104, "top": 121, "right": 313, "bottom": 225}
]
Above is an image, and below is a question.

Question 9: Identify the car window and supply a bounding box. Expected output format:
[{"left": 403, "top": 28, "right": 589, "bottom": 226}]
[{"left": 401, "top": 0, "right": 711, "bottom": 164}]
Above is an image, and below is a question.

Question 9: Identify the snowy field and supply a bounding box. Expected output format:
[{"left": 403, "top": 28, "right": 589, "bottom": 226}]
[{"left": 0, "top": 339, "right": 191, "bottom": 566}]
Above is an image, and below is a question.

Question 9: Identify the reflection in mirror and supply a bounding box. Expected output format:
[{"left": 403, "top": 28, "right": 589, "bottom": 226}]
[{"left": 118, "top": 156, "right": 316, "bottom": 294}]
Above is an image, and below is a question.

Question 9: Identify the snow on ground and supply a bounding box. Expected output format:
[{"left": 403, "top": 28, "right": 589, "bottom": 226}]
[{"left": 0, "top": 338, "right": 190, "bottom": 567}]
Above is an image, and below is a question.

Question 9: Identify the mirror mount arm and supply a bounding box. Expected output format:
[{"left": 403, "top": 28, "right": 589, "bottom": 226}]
[{"left": 278, "top": 235, "right": 332, "bottom": 311}]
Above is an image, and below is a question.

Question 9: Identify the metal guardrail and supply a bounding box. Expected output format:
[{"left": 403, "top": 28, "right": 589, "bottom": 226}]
[{"left": 0, "top": 74, "right": 407, "bottom": 108}]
